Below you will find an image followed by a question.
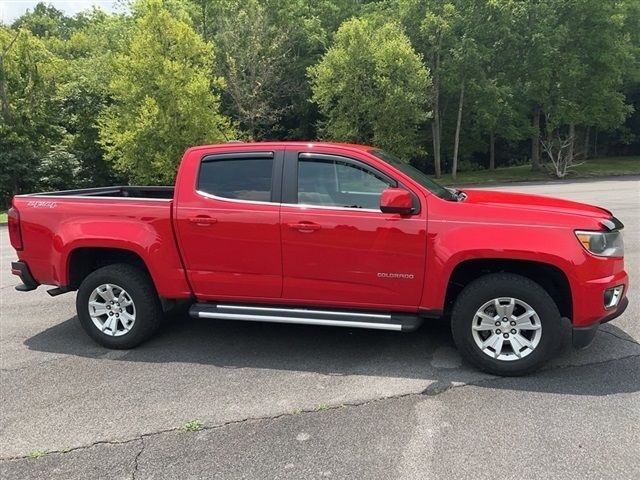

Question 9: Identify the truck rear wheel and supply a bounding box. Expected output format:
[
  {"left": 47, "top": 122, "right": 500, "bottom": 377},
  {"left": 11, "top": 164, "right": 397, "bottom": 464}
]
[
  {"left": 451, "top": 273, "right": 562, "bottom": 376},
  {"left": 76, "top": 264, "right": 162, "bottom": 349}
]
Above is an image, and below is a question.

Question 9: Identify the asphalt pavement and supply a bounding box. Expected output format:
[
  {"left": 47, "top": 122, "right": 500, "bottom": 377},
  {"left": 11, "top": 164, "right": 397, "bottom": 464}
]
[{"left": 1, "top": 176, "right": 639, "bottom": 479}]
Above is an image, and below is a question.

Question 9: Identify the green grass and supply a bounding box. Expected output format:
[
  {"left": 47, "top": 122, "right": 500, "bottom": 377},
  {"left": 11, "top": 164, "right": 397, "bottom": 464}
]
[
  {"left": 27, "top": 450, "right": 47, "bottom": 460},
  {"left": 0, "top": 212, "right": 6, "bottom": 223},
  {"left": 182, "top": 419, "right": 203, "bottom": 432},
  {"left": 435, "top": 155, "right": 640, "bottom": 186}
]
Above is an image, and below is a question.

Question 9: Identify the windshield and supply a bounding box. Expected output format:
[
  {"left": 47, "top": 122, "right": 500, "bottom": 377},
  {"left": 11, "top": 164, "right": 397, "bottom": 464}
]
[{"left": 371, "top": 149, "right": 457, "bottom": 201}]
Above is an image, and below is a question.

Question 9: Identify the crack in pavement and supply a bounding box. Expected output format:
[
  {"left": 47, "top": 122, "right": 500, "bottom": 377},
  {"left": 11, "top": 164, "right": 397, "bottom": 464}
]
[
  {"left": 599, "top": 328, "right": 640, "bottom": 346},
  {"left": 2, "top": 352, "right": 638, "bottom": 463},
  {"left": 131, "top": 438, "right": 144, "bottom": 480}
]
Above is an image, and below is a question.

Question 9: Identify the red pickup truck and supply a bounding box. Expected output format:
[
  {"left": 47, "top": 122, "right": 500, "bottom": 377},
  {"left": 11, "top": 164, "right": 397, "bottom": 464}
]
[{"left": 8, "top": 142, "right": 629, "bottom": 375}]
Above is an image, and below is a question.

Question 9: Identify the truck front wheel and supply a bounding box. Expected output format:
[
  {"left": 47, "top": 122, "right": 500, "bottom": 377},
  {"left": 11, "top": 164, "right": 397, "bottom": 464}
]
[
  {"left": 76, "top": 264, "right": 162, "bottom": 349},
  {"left": 451, "top": 273, "right": 562, "bottom": 376}
]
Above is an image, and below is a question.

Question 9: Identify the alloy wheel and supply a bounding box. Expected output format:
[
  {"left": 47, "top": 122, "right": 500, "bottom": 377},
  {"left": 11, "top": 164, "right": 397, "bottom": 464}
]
[
  {"left": 471, "top": 297, "right": 542, "bottom": 361},
  {"left": 88, "top": 283, "right": 136, "bottom": 336}
]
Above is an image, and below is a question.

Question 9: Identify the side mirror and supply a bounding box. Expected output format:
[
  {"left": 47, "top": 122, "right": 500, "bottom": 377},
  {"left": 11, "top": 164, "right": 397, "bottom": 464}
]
[{"left": 380, "top": 188, "right": 414, "bottom": 215}]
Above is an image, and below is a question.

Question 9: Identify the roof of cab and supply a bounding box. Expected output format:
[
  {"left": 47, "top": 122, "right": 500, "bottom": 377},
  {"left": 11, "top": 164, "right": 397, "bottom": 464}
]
[{"left": 184, "top": 141, "right": 376, "bottom": 155}]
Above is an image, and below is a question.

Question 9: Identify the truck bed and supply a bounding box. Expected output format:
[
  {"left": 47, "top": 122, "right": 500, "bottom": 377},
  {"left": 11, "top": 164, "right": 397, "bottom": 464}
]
[
  {"left": 11, "top": 185, "right": 192, "bottom": 299},
  {"left": 26, "top": 186, "right": 174, "bottom": 200}
]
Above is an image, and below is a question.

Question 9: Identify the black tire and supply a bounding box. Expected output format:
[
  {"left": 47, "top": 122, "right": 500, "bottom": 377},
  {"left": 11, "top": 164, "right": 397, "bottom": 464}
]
[
  {"left": 451, "top": 273, "right": 562, "bottom": 376},
  {"left": 76, "top": 263, "right": 163, "bottom": 349}
]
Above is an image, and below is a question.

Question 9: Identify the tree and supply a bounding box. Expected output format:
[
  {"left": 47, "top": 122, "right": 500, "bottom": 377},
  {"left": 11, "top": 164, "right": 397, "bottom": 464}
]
[
  {"left": 11, "top": 2, "right": 75, "bottom": 39},
  {"left": 446, "top": 19, "right": 484, "bottom": 179},
  {"left": 0, "top": 27, "right": 63, "bottom": 206},
  {"left": 278, "top": 0, "right": 370, "bottom": 139},
  {"left": 57, "top": 10, "right": 133, "bottom": 187},
  {"left": 2, "top": 0, "right": 639, "bottom": 199},
  {"left": 465, "top": 0, "right": 531, "bottom": 171},
  {"left": 215, "top": 0, "right": 291, "bottom": 139},
  {"left": 535, "top": 0, "right": 632, "bottom": 177},
  {"left": 98, "top": 0, "right": 235, "bottom": 184},
  {"left": 37, "top": 143, "right": 81, "bottom": 191},
  {"left": 186, "top": 0, "right": 364, "bottom": 140},
  {"left": 516, "top": 1, "right": 557, "bottom": 171},
  {"left": 309, "top": 18, "right": 431, "bottom": 159},
  {"left": 472, "top": 80, "right": 529, "bottom": 170},
  {"left": 394, "top": 0, "right": 462, "bottom": 177}
]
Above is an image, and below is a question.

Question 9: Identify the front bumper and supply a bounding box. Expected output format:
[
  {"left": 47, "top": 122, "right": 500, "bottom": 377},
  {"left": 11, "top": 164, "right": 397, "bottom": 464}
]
[
  {"left": 11, "top": 261, "right": 40, "bottom": 292},
  {"left": 572, "top": 296, "right": 629, "bottom": 349}
]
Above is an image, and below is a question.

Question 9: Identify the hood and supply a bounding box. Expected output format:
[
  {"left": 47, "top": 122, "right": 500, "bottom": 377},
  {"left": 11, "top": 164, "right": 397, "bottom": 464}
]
[{"left": 461, "top": 189, "right": 612, "bottom": 221}]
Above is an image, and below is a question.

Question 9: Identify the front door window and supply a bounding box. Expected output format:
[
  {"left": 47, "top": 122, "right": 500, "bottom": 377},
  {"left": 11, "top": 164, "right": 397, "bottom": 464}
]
[{"left": 297, "top": 158, "right": 391, "bottom": 210}]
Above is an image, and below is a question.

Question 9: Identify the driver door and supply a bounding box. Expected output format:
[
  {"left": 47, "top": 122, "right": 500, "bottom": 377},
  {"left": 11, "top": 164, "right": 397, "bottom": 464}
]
[{"left": 279, "top": 149, "right": 427, "bottom": 309}]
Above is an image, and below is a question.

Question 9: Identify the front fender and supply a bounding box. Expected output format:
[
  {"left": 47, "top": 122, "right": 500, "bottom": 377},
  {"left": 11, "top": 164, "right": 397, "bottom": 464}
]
[{"left": 421, "top": 219, "right": 580, "bottom": 311}]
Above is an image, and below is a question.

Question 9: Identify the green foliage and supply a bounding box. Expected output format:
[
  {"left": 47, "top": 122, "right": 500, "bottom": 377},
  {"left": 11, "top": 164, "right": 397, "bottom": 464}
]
[
  {"left": 0, "top": 27, "right": 64, "bottom": 204},
  {"left": 27, "top": 450, "right": 47, "bottom": 459},
  {"left": 11, "top": 3, "right": 75, "bottom": 39},
  {"left": 182, "top": 419, "right": 203, "bottom": 432},
  {"left": 309, "top": 18, "right": 430, "bottom": 158},
  {"left": 1, "top": 0, "right": 639, "bottom": 205},
  {"left": 98, "top": 0, "right": 234, "bottom": 184},
  {"left": 214, "top": 0, "right": 291, "bottom": 138},
  {"left": 37, "top": 144, "right": 81, "bottom": 192},
  {"left": 53, "top": 11, "right": 134, "bottom": 188},
  {"left": 519, "top": 0, "right": 632, "bottom": 131}
]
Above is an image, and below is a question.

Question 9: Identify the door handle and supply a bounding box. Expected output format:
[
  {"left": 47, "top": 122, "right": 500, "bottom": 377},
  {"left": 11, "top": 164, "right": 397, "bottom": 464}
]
[
  {"left": 287, "top": 222, "right": 321, "bottom": 232},
  {"left": 188, "top": 216, "right": 217, "bottom": 226}
]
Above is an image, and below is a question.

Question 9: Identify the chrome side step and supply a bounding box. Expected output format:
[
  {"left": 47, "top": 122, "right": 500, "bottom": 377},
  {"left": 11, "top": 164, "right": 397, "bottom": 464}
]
[{"left": 189, "top": 303, "right": 423, "bottom": 332}]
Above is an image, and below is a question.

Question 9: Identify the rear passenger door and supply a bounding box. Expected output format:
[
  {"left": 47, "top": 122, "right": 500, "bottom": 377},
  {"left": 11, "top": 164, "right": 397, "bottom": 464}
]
[{"left": 175, "top": 149, "right": 284, "bottom": 301}]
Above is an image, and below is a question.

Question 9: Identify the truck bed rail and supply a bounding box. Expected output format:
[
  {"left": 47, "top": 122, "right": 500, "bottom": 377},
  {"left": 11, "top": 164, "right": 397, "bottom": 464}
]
[{"left": 17, "top": 186, "right": 174, "bottom": 200}]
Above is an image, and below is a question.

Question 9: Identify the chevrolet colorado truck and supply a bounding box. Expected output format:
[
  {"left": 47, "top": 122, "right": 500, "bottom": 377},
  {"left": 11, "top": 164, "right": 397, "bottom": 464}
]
[{"left": 8, "top": 142, "right": 629, "bottom": 375}]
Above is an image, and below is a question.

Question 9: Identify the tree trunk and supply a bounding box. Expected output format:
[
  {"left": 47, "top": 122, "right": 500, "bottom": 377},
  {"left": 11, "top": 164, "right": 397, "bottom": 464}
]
[
  {"left": 531, "top": 107, "right": 541, "bottom": 171},
  {"left": 567, "top": 123, "right": 575, "bottom": 164},
  {"left": 594, "top": 128, "right": 599, "bottom": 157},
  {"left": 431, "top": 54, "right": 441, "bottom": 178},
  {"left": 201, "top": 2, "right": 208, "bottom": 41},
  {"left": 452, "top": 82, "right": 465, "bottom": 180},
  {"left": 431, "top": 121, "right": 440, "bottom": 177},
  {"left": 583, "top": 126, "right": 590, "bottom": 160},
  {"left": 489, "top": 131, "right": 495, "bottom": 170}
]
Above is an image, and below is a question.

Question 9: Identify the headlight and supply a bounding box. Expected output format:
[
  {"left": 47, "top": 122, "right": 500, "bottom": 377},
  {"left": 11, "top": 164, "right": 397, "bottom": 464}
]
[{"left": 575, "top": 230, "right": 624, "bottom": 257}]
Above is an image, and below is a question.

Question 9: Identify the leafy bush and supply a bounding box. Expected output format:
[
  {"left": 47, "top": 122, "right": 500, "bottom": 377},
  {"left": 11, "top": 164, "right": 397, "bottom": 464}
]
[{"left": 37, "top": 145, "right": 82, "bottom": 192}]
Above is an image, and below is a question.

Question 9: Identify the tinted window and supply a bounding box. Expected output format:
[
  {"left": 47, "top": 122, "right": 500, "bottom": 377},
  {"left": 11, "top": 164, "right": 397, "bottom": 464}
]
[
  {"left": 198, "top": 157, "right": 273, "bottom": 202},
  {"left": 297, "top": 158, "right": 391, "bottom": 209},
  {"left": 371, "top": 149, "right": 456, "bottom": 201}
]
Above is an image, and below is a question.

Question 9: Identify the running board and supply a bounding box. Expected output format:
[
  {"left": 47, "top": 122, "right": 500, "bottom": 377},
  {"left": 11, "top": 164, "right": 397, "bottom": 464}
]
[{"left": 189, "top": 303, "right": 423, "bottom": 332}]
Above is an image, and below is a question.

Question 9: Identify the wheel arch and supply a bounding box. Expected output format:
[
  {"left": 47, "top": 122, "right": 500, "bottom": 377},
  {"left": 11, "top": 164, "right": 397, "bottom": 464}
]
[
  {"left": 67, "top": 247, "right": 152, "bottom": 290},
  {"left": 444, "top": 258, "right": 572, "bottom": 321}
]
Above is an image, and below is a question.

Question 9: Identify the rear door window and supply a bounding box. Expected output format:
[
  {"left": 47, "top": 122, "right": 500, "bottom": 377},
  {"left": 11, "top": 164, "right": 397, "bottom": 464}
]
[{"left": 198, "top": 156, "right": 274, "bottom": 202}]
